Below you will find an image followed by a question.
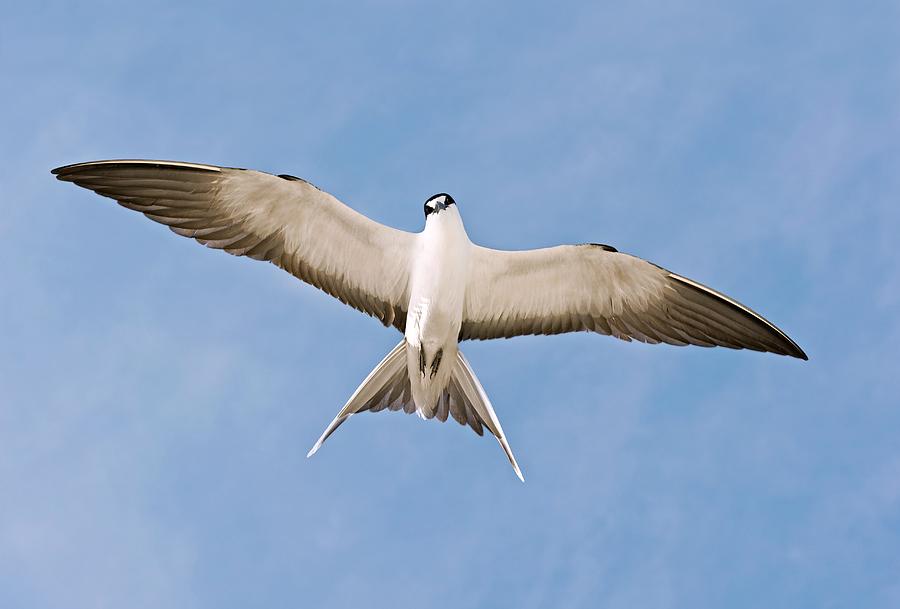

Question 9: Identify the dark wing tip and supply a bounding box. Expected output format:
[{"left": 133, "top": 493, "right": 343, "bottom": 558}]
[
  {"left": 668, "top": 273, "right": 808, "bottom": 361},
  {"left": 52, "top": 159, "right": 223, "bottom": 180}
]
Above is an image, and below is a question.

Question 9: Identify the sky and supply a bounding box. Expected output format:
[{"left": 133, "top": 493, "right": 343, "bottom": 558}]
[{"left": 1, "top": 1, "right": 899, "bottom": 607}]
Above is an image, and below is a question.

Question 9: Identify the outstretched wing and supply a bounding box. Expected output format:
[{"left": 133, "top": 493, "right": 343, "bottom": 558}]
[
  {"left": 461, "top": 243, "right": 807, "bottom": 359},
  {"left": 53, "top": 160, "right": 416, "bottom": 331}
]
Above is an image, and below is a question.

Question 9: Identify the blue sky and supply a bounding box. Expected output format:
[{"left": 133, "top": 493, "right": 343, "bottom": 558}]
[{"left": 2, "top": 1, "right": 899, "bottom": 607}]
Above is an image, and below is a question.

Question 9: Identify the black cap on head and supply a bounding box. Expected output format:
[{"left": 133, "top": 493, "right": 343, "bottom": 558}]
[{"left": 424, "top": 193, "right": 456, "bottom": 217}]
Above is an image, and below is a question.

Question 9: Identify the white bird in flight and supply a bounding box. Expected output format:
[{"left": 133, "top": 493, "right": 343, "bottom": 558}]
[{"left": 53, "top": 160, "right": 807, "bottom": 481}]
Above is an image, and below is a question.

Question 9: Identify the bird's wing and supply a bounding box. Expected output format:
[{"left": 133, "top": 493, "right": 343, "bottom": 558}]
[
  {"left": 460, "top": 243, "right": 807, "bottom": 359},
  {"left": 53, "top": 160, "right": 416, "bottom": 331}
]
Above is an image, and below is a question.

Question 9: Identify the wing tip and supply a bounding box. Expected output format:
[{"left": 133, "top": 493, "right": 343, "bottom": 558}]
[
  {"left": 788, "top": 344, "right": 809, "bottom": 361},
  {"left": 772, "top": 341, "right": 808, "bottom": 360},
  {"left": 667, "top": 273, "right": 808, "bottom": 361},
  {"left": 51, "top": 159, "right": 223, "bottom": 179}
]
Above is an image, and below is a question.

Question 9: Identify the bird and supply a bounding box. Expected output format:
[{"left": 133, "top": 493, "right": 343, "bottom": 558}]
[{"left": 52, "top": 159, "right": 808, "bottom": 481}]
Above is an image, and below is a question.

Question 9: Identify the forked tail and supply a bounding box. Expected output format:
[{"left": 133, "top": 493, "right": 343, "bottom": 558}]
[{"left": 307, "top": 340, "right": 523, "bottom": 481}]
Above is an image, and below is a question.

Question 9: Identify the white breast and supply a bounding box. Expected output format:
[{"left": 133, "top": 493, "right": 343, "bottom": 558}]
[
  {"left": 404, "top": 207, "right": 471, "bottom": 413},
  {"left": 405, "top": 207, "right": 471, "bottom": 348}
]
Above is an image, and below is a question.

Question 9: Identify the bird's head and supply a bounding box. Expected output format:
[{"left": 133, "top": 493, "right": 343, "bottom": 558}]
[{"left": 424, "top": 193, "right": 456, "bottom": 219}]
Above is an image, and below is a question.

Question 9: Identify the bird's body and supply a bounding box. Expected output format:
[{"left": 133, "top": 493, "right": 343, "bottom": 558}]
[
  {"left": 53, "top": 159, "right": 807, "bottom": 481},
  {"left": 405, "top": 201, "right": 468, "bottom": 417}
]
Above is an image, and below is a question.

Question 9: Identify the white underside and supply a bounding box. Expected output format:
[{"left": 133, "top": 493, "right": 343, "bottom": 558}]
[{"left": 404, "top": 206, "right": 470, "bottom": 416}]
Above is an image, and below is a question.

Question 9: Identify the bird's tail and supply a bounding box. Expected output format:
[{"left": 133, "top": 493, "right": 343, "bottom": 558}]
[
  {"left": 306, "top": 340, "right": 410, "bottom": 458},
  {"left": 306, "top": 340, "right": 523, "bottom": 481},
  {"left": 451, "top": 350, "right": 523, "bottom": 481}
]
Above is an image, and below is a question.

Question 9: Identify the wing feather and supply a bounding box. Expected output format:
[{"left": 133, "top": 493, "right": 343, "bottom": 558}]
[
  {"left": 53, "top": 160, "right": 415, "bottom": 331},
  {"left": 461, "top": 243, "right": 807, "bottom": 359}
]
